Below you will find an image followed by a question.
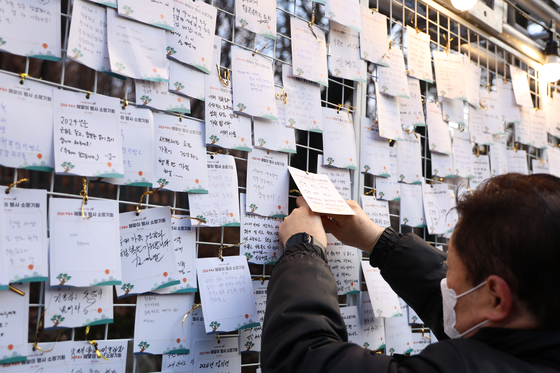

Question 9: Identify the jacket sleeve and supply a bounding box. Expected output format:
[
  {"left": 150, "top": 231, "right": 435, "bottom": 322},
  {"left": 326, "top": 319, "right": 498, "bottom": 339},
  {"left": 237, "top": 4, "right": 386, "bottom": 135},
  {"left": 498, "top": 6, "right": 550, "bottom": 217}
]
[
  {"left": 375, "top": 230, "right": 449, "bottom": 341},
  {"left": 261, "top": 243, "right": 397, "bottom": 373}
]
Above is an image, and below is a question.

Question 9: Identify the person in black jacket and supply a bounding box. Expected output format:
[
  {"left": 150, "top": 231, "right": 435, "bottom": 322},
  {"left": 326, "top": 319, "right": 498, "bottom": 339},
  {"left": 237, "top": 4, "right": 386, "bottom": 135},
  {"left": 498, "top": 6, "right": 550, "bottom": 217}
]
[{"left": 261, "top": 173, "right": 560, "bottom": 373}]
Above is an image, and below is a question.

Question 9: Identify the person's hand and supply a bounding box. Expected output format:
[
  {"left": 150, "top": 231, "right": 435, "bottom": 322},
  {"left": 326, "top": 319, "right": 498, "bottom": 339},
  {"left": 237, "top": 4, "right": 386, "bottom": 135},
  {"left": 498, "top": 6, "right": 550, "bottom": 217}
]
[
  {"left": 279, "top": 196, "right": 327, "bottom": 248},
  {"left": 320, "top": 200, "right": 384, "bottom": 253}
]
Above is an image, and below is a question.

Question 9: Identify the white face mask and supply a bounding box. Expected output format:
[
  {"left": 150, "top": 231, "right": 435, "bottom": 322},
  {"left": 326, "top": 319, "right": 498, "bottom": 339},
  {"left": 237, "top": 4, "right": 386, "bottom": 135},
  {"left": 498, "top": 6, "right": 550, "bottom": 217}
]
[{"left": 440, "top": 278, "right": 490, "bottom": 338}]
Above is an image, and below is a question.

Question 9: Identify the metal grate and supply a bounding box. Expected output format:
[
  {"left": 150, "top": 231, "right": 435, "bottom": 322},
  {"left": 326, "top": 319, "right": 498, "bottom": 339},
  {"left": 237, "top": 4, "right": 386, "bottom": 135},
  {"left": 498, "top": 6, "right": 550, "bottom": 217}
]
[{"left": 0, "top": 0, "right": 555, "bottom": 371}]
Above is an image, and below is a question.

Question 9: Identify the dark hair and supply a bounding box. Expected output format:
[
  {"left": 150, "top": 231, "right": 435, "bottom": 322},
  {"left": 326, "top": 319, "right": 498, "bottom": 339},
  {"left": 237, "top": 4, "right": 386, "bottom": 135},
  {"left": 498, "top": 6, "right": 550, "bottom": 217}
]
[{"left": 453, "top": 173, "right": 560, "bottom": 327}]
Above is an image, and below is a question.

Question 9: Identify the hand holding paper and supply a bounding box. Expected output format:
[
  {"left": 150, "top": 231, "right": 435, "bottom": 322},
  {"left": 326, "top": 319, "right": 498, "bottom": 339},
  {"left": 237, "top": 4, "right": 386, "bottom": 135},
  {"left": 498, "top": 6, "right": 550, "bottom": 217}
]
[
  {"left": 321, "top": 200, "right": 385, "bottom": 253},
  {"left": 279, "top": 196, "right": 327, "bottom": 249}
]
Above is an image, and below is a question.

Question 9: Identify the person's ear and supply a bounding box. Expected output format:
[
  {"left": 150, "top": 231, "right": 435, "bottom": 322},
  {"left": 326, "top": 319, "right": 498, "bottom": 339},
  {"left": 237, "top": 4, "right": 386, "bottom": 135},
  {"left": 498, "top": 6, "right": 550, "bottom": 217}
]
[{"left": 484, "top": 275, "right": 513, "bottom": 322}]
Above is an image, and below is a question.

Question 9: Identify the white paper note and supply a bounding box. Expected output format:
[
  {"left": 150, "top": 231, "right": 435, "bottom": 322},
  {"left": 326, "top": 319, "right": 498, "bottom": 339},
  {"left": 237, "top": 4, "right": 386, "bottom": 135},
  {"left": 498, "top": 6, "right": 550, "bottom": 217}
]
[
  {"left": 67, "top": 0, "right": 111, "bottom": 73},
  {"left": 516, "top": 106, "right": 532, "bottom": 145},
  {"left": 325, "top": 0, "right": 361, "bottom": 31},
  {"left": 3, "top": 341, "right": 71, "bottom": 372},
  {"left": 0, "top": 283, "right": 29, "bottom": 365},
  {"left": 469, "top": 106, "right": 493, "bottom": 145},
  {"left": 384, "top": 316, "right": 414, "bottom": 355},
  {"left": 497, "top": 79, "right": 521, "bottom": 123},
  {"left": 361, "top": 195, "right": 391, "bottom": 228},
  {"left": 360, "top": 118, "right": 391, "bottom": 177},
  {"left": 154, "top": 113, "right": 208, "bottom": 193},
  {"left": 376, "top": 83, "right": 404, "bottom": 141},
  {"left": 359, "top": 8, "right": 389, "bottom": 66},
  {"left": 410, "top": 332, "right": 431, "bottom": 356},
  {"left": 188, "top": 154, "right": 240, "bottom": 227},
  {"left": 169, "top": 61, "right": 205, "bottom": 101},
  {"left": 106, "top": 106, "right": 155, "bottom": 186},
  {"left": 205, "top": 75, "right": 252, "bottom": 151},
  {"left": 542, "top": 94, "right": 560, "bottom": 138},
  {"left": 166, "top": 0, "right": 217, "bottom": 74},
  {"left": 426, "top": 102, "right": 452, "bottom": 155},
  {"left": 253, "top": 90, "right": 297, "bottom": 154},
  {"left": 361, "top": 261, "right": 401, "bottom": 317},
  {"left": 0, "top": 74, "right": 54, "bottom": 171},
  {"left": 422, "top": 183, "right": 453, "bottom": 234},
  {"left": 118, "top": 0, "right": 173, "bottom": 31},
  {"left": 282, "top": 65, "right": 323, "bottom": 132},
  {"left": 464, "top": 59, "right": 481, "bottom": 108},
  {"left": 340, "top": 306, "right": 361, "bottom": 345},
  {"left": 359, "top": 291, "right": 386, "bottom": 350},
  {"left": 400, "top": 184, "right": 426, "bottom": 228},
  {"left": 442, "top": 97, "right": 465, "bottom": 126},
  {"left": 431, "top": 152, "right": 455, "bottom": 178},
  {"left": 197, "top": 256, "right": 258, "bottom": 333},
  {"left": 239, "top": 281, "right": 268, "bottom": 353},
  {"left": 49, "top": 198, "right": 121, "bottom": 287},
  {"left": 317, "top": 155, "right": 352, "bottom": 200},
  {"left": 240, "top": 194, "right": 282, "bottom": 265},
  {"left": 155, "top": 217, "right": 197, "bottom": 294},
  {"left": 376, "top": 148, "right": 400, "bottom": 201},
  {"left": 399, "top": 78, "right": 426, "bottom": 127},
  {"left": 53, "top": 90, "right": 124, "bottom": 178},
  {"left": 136, "top": 80, "right": 191, "bottom": 114},
  {"left": 509, "top": 65, "right": 534, "bottom": 108},
  {"left": 231, "top": 47, "right": 277, "bottom": 120},
  {"left": 70, "top": 339, "right": 128, "bottom": 373},
  {"left": 290, "top": 18, "right": 328, "bottom": 87},
  {"left": 546, "top": 147, "right": 560, "bottom": 178},
  {"left": 193, "top": 337, "right": 241, "bottom": 373},
  {"left": 288, "top": 167, "right": 355, "bottom": 215},
  {"left": 490, "top": 135, "right": 508, "bottom": 176},
  {"left": 118, "top": 207, "right": 180, "bottom": 296},
  {"left": 44, "top": 285, "right": 113, "bottom": 329},
  {"left": 377, "top": 48, "right": 410, "bottom": 99},
  {"left": 329, "top": 21, "right": 367, "bottom": 82},
  {"left": 325, "top": 234, "right": 360, "bottom": 295},
  {"left": 89, "top": 0, "right": 117, "bottom": 7},
  {"left": 506, "top": 149, "right": 528, "bottom": 175},
  {"left": 453, "top": 130, "right": 475, "bottom": 178},
  {"left": 246, "top": 149, "right": 289, "bottom": 218},
  {"left": 396, "top": 131, "right": 423, "bottom": 184},
  {"left": 1, "top": 187, "right": 48, "bottom": 283},
  {"left": 470, "top": 155, "right": 491, "bottom": 189},
  {"left": 480, "top": 89, "right": 504, "bottom": 134},
  {"left": 235, "top": 0, "right": 276, "bottom": 39},
  {"left": 0, "top": 0, "right": 61, "bottom": 61},
  {"left": 405, "top": 27, "right": 433, "bottom": 82},
  {"left": 107, "top": 9, "right": 168, "bottom": 82},
  {"left": 133, "top": 293, "right": 195, "bottom": 354},
  {"left": 433, "top": 52, "right": 467, "bottom": 101},
  {"left": 531, "top": 108, "right": 548, "bottom": 149},
  {"left": 322, "top": 108, "right": 358, "bottom": 169}
]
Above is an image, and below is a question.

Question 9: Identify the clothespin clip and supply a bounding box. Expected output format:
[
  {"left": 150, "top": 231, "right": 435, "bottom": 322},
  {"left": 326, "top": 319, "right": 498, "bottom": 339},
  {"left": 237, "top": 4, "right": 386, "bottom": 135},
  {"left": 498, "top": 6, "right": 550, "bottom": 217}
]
[
  {"left": 538, "top": 158, "right": 548, "bottom": 165},
  {"left": 216, "top": 334, "right": 221, "bottom": 343},
  {"left": 9, "top": 285, "right": 25, "bottom": 296},
  {"left": 502, "top": 75, "right": 508, "bottom": 84},
  {"left": 479, "top": 96, "right": 487, "bottom": 110},
  {"left": 429, "top": 179, "right": 434, "bottom": 188},
  {"left": 410, "top": 12, "right": 422, "bottom": 33},
  {"left": 252, "top": 43, "right": 268, "bottom": 57},
  {"left": 85, "top": 326, "right": 109, "bottom": 361},
  {"left": 19, "top": 73, "right": 29, "bottom": 85},
  {"left": 209, "top": 149, "right": 222, "bottom": 159},
  {"left": 275, "top": 88, "right": 288, "bottom": 104},
  {"left": 473, "top": 145, "right": 486, "bottom": 158},
  {"left": 5, "top": 178, "right": 28, "bottom": 194},
  {"left": 336, "top": 103, "right": 356, "bottom": 124},
  {"left": 80, "top": 177, "right": 92, "bottom": 220},
  {"left": 135, "top": 180, "right": 167, "bottom": 216},
  {"left": 443, "top": 34, "right": 453, "bottom": 55},
  {"left": 368, "top": 120, "right": 378, "bottom": 131},
  {"left": 421, "top": 328, "right": 431, "bottom": 341},
  {"left": 178, "top": 113, "right": 182, "bottom": 122},
  {"left": 513, "top": 142, "right": 520, "bottom": 152},
  {"left": 405, "top": 129, "right": 418, "bottom": 139},
  {"left": 364, "top": 188, "right": 376, "bottom": 198},
  {"left": 289, "top": 189, "right": 302, "bottom": 195},
  {"left": 406, "top": 69, "right": 413, "bottom": 76},
  {"left": 371, "top": 8, "right": 378, "bottom": 14},
  {"left": 486, "top": 83, "right": 492, "bottom": 92},
  {"left": 121, "top": 99, "right": 128, "bottom": 110},
  {"left": 86, "top": 91, "right": 91, "bottom": 99},
  {"left": 32, "top": 310, "right": 62, "bottom": 353},
  {"left": 218, "top": 241, "right": 247, "bottom": 262},
  {"left": 253, "top": 276, "right": 266, "bottom": 284},
  {"left": 308, "top": 3, "right": 319, "bottom": 41},
  {"left": 216, "top": 64, "right": 230, "bottom": 87},
  {"left": 182, "top": 302, "right": 201, "bottom": 342}
]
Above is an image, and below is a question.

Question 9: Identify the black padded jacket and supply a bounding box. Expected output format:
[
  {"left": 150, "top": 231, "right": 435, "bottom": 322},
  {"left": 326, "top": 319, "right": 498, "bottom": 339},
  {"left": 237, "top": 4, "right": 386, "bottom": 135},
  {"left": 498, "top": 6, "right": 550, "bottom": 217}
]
[{"left": 261, "top": 229, "right": 560, "bottom": 373}]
